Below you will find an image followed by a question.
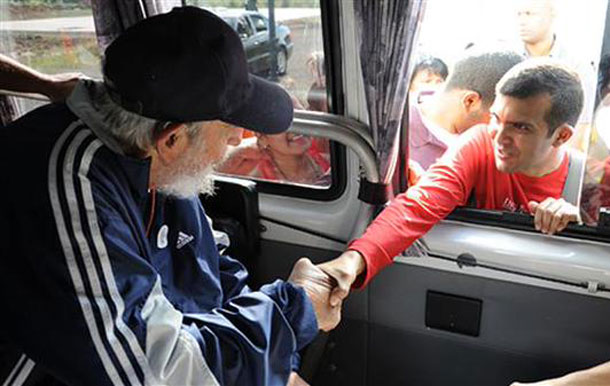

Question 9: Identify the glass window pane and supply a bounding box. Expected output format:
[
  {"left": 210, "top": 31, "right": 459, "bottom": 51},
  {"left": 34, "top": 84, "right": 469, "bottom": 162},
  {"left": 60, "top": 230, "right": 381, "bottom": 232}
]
[
  {"left": 0, "top": 1, "right": 100, "bottom": 114},
  {"left": 581, "top": 94, "right": 610, "bottom": 226},
  {"left": 250, "top": 15, "right": 268, "bottom": 32},
  {"left": 218, "top": 130, "right": 332, "bottom": 188},
  {"left": 187, "top": 0, "right": 332, "bottom": 189}
]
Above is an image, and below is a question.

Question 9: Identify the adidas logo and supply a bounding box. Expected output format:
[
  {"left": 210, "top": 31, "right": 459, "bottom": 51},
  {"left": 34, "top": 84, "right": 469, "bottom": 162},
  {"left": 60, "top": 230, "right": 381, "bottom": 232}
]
[{"left": 176, "top": 231, "right": 194, "bottom": 249}]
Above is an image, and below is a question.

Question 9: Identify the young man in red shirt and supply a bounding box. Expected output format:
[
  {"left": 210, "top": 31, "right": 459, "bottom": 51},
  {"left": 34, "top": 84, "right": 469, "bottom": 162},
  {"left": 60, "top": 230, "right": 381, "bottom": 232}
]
[{"left": 320, "top": 59, "right": 584, "bottom": 299}]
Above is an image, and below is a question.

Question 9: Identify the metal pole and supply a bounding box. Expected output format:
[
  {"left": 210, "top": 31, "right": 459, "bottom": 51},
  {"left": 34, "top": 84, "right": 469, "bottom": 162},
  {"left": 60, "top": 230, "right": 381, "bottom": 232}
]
[{"left": 267, "top": 0, "right": 278, "bottom": 81}]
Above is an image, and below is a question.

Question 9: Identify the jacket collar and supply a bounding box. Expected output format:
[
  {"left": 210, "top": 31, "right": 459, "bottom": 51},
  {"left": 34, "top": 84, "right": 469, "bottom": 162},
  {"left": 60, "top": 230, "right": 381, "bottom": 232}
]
[{"left": 67, "top": 79, "right": 152, "bottom": 202}]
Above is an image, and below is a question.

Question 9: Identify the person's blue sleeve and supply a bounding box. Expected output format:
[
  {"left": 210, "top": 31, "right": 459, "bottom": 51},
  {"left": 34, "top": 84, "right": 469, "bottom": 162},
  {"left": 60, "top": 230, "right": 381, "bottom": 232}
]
[
  {"left": 291, "top": 352, "right": 302, "bottom": 371},
  {"left": 218, "top": 253, "right": 305, "bottom": 374},
  {"left": 184, "top": 280, "right": 317, "bottom": 385},
  {"left": 97, "top": 215, "right": 319, "bottom": 386},
  {"left": 218, "top": 252, "right": 251, "bottom": 299},
  {"left": 3, "top": 200, "right": 317, "bottom": 386}
]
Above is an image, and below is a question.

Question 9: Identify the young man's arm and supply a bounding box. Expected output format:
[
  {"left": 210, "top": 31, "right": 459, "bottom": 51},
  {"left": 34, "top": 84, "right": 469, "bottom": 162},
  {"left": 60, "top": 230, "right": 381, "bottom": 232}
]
[
  {"left": 0, "top": 53, "right": 79, "bottom": 102},
  {"left": 320, "top": 126, "right": 488, "bottom": 304},
  {"left": 511, "top": 360, "right": 610, "bottom": 386}
]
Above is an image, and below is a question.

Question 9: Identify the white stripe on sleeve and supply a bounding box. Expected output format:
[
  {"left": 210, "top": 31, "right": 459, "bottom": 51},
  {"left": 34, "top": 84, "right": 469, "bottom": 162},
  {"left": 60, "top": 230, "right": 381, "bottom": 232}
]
[{"left": 48, "top": 123, "right": 125, "bottom": 386}]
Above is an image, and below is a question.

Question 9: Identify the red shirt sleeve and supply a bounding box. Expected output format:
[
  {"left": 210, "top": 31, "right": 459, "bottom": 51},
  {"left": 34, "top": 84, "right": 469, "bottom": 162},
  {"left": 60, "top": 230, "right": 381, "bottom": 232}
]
[{"left": 349, "top": 125, "right": 491, "bottom": 287}]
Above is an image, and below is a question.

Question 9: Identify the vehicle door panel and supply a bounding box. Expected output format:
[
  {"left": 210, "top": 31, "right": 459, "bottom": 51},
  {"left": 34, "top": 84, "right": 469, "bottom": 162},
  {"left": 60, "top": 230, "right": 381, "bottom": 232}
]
[
  {"left": 365, "top": 260, "right": 610, "bottom": 386},
  {"left": 313, "top": 221, "right": 610, "bottom": 386},
  {"left": 208, "top": 111, "right": 375, "bottom": 385}
]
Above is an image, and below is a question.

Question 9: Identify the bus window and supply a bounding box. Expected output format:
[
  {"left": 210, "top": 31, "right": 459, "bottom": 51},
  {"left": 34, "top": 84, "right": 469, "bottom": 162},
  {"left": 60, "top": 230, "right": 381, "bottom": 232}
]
[
  {"left": 186, "top": 0, "right": 334, "bottom": 190},
  {"left": 0, "top": 0, "right": 100, "bottom": 114},
  {"left": 402, "top": 0, "right": 610, "bottom": 242}
]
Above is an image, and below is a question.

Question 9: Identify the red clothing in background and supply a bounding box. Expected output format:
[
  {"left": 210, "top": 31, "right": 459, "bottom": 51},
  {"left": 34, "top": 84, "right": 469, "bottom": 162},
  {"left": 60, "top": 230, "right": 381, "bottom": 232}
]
[{"left": 350, "top": 124, "right": 569, "bottom": 287}]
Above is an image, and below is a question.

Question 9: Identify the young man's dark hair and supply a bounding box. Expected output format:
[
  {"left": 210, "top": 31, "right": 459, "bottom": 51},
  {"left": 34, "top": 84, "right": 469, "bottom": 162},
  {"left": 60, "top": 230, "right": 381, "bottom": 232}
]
[
  {"left": 445, "top": 51, "right": 525, "bottom": 107},
  {"left": 497, "top": 59, "right": 584, "bottom": 134}
]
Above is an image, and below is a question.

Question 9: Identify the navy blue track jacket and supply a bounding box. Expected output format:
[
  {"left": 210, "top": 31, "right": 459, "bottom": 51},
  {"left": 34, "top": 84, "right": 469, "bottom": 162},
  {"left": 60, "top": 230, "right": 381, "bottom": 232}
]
[{"left": 0, "top": 81, "right": 317, "bottom": 386}]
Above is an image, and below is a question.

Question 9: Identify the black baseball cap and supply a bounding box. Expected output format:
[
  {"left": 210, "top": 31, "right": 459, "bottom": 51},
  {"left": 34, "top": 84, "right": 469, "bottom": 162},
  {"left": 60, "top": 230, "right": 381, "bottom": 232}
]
[{"left": 102, "top": 6, "right": 293, "bottom": 134}]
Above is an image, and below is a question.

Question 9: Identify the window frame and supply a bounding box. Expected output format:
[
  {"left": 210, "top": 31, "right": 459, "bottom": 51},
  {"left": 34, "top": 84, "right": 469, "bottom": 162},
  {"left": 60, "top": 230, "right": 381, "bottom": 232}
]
[
  {"left": 216, "top": 0, "right": 348, "bottom": 202},
  {"left": 400, "top": 0, "right": 610, "bottom": 243},
  {"left": 446, "top": 207, "right": 610, "bottom": 244}
]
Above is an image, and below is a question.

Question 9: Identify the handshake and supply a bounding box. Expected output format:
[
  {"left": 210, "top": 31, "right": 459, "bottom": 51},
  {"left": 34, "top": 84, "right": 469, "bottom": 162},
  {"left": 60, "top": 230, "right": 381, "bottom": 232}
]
[{"left": 287, "top": 250, "right": 366, "bottom": 331}]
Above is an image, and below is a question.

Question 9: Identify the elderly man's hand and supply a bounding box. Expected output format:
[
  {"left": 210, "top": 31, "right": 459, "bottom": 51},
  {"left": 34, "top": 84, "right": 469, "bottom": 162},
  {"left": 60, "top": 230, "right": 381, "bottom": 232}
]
[
  {"left": 528, "top": 198, "right": 581, "bottom": 235},
  {"left": 288, "top": 258, "right": 341, "bottom": 331},
  {"left": 317, "top": 250, "right": 366, "bottom": 307},
  {"left": 287, "top": 372, "right": 310, "bottom": 386}
]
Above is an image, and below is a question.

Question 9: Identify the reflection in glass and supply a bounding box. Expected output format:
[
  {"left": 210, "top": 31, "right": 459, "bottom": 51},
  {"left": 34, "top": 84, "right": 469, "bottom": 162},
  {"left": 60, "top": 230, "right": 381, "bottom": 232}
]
[
  {"left": 581, "top": 95, "right": 610, "bottom": 226},
  {"left": 0, "top": 1, "right": 100, "bottom": 114},
  {"left": 188, "top": 1, "right": 326, "bottom": 111},
  {"left": 218, "top": 131, "right": 331, "bottom": 188}
]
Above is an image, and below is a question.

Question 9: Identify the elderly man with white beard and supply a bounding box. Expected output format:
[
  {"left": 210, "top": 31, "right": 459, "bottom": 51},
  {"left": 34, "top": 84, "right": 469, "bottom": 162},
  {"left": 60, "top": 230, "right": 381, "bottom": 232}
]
[{"left": 0, "top": 7, "right": 339, "bottom": 386}]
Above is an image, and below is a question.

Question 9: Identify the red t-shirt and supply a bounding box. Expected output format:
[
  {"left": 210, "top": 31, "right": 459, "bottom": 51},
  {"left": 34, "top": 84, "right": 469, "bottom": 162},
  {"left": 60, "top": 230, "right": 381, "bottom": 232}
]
[{"left": 349, "top": 124, "right": 569, "bottom": 287}]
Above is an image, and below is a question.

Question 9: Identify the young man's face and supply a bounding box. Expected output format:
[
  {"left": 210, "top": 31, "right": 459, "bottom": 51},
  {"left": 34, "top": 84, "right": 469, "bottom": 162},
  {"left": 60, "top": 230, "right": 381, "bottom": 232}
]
[{"left": 489, "top": 93, "right": 558, "bottom": 175}]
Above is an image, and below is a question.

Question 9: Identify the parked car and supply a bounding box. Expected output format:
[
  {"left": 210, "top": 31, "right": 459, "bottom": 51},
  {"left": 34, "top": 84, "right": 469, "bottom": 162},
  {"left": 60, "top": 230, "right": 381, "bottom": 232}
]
[{"left": 214, "top": 9, "right": 294, "bottom": 76}]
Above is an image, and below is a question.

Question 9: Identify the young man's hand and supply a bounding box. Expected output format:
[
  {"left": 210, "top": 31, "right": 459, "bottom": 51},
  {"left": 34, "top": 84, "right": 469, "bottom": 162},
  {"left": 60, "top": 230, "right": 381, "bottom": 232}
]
[
  {"left": 317, "top": 250, "right": 366, "bottom": 307},
  {"left": 288, "top": 258, "right": 341, "bottom": 331},
  {"left": 528, "top": 198, "right": 581, "bottom": 235}
]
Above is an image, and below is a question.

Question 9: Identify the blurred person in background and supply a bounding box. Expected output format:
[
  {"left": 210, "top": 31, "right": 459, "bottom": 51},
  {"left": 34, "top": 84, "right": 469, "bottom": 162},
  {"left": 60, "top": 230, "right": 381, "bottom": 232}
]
[
  {"left": 408, "top": 55, "right": 449, "bottom": 99},
  {"left": 0, "top": 53, "right": 80, "bottom": 103},
  {"left": 407, "top": 50, "right": 523, "bottom": 170},
  {"left": 306, "top": 51, "right": 327, "bottom": 113},
  {"left": 580, "top": 94, "right": 610, "bottom": 225},
  {"left": 0, "top": 53, "right": 80, "bottom": 126},
  {"left": 577, "top": 54, "right": 610, "bottom": 226},
  {"left": 219, "top": 93, "right": 330, "bottom": 185},
  {"left": 515, "top": 0, "right": 596, "bottom": 144},
  {"left": 219, "top": 130, "right": 330, "bottom": 186}
]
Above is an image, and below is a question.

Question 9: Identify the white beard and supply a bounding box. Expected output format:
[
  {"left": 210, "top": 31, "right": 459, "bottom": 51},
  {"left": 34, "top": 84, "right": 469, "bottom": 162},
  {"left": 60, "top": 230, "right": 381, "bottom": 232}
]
[{"left": 157, "top": 163, "right": 216, "bottom": 198}]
